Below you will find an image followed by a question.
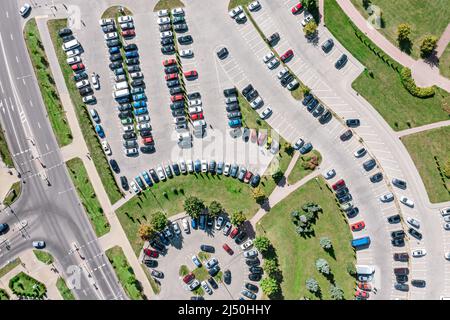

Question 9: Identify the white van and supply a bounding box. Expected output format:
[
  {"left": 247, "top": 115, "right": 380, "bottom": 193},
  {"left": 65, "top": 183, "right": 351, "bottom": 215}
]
[
  {"left": 114, "top": 81, "right": 129, "bottom": 91},
  {"left": 113, "top": 89, "right": 129, "bottom": 99},
  {"left": 62, "top": 39, "right": 80, "bottom": 52},
  {"left": 356, "top": 265, "right": 375, "bottom": 275}
]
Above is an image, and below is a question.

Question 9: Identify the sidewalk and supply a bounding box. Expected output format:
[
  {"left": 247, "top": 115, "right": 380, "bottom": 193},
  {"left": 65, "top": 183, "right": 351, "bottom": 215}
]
[
  {"left": 35, "top": 17, "right": 154, "bottom": 299},
  {"left": 396, "top": 120, "right": 450, "bottom": 138}
]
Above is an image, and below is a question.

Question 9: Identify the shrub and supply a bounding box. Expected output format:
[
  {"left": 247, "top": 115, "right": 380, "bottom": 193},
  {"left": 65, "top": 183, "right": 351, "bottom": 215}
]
[
  {"left": 399, "top": 67, "right": 435, "bottom": 98},
  {"left": 420, "top": 35, "right": 438, "bottom": 58}
]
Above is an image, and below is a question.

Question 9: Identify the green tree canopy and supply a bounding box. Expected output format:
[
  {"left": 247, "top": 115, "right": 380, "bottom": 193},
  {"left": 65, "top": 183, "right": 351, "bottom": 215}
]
[
  {"left": 263, "top": 259, "right": 279, "bottom": 276},
  {"left": 254, "top": 236, "right": 271, "bottom": 253},
  {"left": 183, "top": 196, "right": 205, "bottom": 219},
  {"left": 230, "top": 211, "right": 246, "bottom": 226},
  {"left": 397, "top": 23, "right": 411, "bottom": 42},
  {"left": 260, "top": 277, "right": 279, "bottom": 296},
  {"left": 305, "top": 277, "right": 319, "bottom": 293},
  {"left": 208, "top": 200, "right": 223, "bottom": 217},
  {"left": 329, "top": 284, "right": 344, "bottom": 300},
  {"left": 150, "top": 211, "right": 168, "bottom": 232},
  {"left": 420, "top": 35, "right": 438, "bottom": 57},
  {"left": 315, "top": 258, "right": 330, "bottom": 275}
]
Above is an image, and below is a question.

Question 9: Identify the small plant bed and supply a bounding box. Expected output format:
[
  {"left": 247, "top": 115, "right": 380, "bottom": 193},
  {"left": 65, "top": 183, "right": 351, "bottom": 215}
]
[
  {"left": 2, "top": 181, "right": 21, "bottom": 207},
  {"left": 287, "top": 150, "right": 322, "bottom": 185},
  {"left": 9, "top": 272, "right": 47, "bottom": 299},
  {"left": 56, "top": 277, "right": 75, "bottom": 300},
  {"left": 0, "top": 258, "right": 21, "bottom": 278},
  {"left": 154, "top": 0, "right": 185, "bottom": 11},
  {"left": 101, "top": 6, "right": 133, "bottom": 19},
  {"left": 228, "top": 0, "right": 253, "bottom": 10},
  {"left": 0, "top": 124, "right": 14, "bottom": 167},
  {"left": 33, "top": 250, "right": 54, "bottom": 265},
  {"left": 0, "top": 288, "right": 10, "bottom": 300}
]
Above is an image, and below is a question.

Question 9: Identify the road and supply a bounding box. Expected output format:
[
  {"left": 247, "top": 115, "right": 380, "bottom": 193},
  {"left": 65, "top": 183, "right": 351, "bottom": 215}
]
[{"left": 0, "top": 0, "right": 124, "bottom": 300}]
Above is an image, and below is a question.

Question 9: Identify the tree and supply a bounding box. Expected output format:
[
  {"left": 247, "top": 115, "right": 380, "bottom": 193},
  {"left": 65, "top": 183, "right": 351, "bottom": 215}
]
[
  {"left": 208, "top": 200, "right": 223, "bottom": 217},
  {"left": 230, "top": 211, "right": 246, "bottom": 227},
  {"left": 150, "top": 211, "right": 168, "bottom": 232},
  {"left": 397, "top": 23, "right": 411, "bottom": 42},
  {"left": 329, "top": 284, "right": 344, "bottom": 300},
  {"left": 301, "top": 84, "right": 311, "bottom": 95},
  {"left": 263, "top": 259, "right": 278, "bottom": 276},
  {"left": 252, "top": 186, "right": 266, "bottom": 203},
  {"left": 183, "top": 196, "right": 205, "bottom": 219},
  {"left": 272, "top": 169, "right": 284, "bottom": 183},
  {"left": 254, "top": 236, "right": 271, "bottom": 253},
  {"left": 305, "top": 277, "right": 319, "bottom": 293},
  {"left": 260, "top": 277, "right": 279, "bottom": 296},
  {"left": 303, "top": 20, "right": 317, "bottom": 37},
  {"left": 420, "top": 35, "right": 438, "bottom": 57},
  {"left": 303, "top": 0, "right": 317, "bottom": 11},
  {"left": 320, "top": 237, "right": 332, "bottom": 250},
  {"left": 315, "top": 258, "right": 330, "bottom": 275},
  {"left": 138, "top": 223, "right": 155, "bottom": 240}
]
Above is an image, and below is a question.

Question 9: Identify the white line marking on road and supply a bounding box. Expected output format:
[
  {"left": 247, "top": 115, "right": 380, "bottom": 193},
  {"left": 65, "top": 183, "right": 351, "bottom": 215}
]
[
  {"left": 37, "top": 122, "right": 41, "bottom": 129},
  {"left": 15, "top": 56, "right": 19, "bottom": 63},
  {"left": 10, "top": 34, "right": 13, "bottom": 41},
  {"left": 45, "top": 144, "right": 49, "bottom": 151}
]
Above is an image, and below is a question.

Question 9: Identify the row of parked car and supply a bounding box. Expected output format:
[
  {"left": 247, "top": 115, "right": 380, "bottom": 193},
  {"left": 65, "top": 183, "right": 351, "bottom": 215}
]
[{"left": 301, "top": 93, "right": 333, "bottom": 125}]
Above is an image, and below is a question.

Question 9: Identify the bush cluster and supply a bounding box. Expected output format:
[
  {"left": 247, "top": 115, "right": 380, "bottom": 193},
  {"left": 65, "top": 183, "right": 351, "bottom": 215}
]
[{"left": 399, "top": 67, "right": 435, "bottom": 98}]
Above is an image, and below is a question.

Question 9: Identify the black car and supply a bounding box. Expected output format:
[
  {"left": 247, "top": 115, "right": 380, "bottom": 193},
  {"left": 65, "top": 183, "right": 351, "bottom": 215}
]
[
  {"left": 391, "top": 230, "right": 405, "bottom": 239},
  {"left": 395, "top": 283, "right": 410, "bottom": 291},
  {"left": 118, "top": 111, "right": 132, "bottom": 119},
  {"left": 370, "top": 172, "right": 383, "bottom": 183},
  {"left": 120, "top": 176, "right": 129, "bottom": 190},
  {"left": 241, "top": 289, "right": 256, "bottom": 300},
  {"left": 140, "top": 145, "right": 155, "bottom": 154},
  {"left": 62, "top": 34, "right": 75, "bottom": 43},
  {"left": 363, "top": 159, "right": 376, "bottom": 171},
  {"left": 200, "top": 245, "right": 215, "bottom": 253},
  {"left": 387, "top": 214, "right": 401, "bottom": 224},
  {"left": 249, "top": 266, "right": 263, "bottom": 274},
  {"left": 217, "top": 47, "right": 229, "bottom": 59},
  {"left": 207, "top": 277, "right": 218, "bottom": 289},
  {"left": 122, "top": 132, "right": 136, "bottom": 140},
  {"left": 126, "top": 58, "right": 140, "bottom": 65},
  {"left": 335, "top": 187, "right": 349, "bottom": 198},
  {"left": 242, "top": 84, "right": 254, "bottom": 97},
  {"left": 346, "top": 118, "right": 360, "bottom": 127},
  {"left": 167, "top": 79, "right": 180, "bottom": 88},
  {"left": 131, "top": 79, "right": 145, "bottom": 87},
  {"left": 338, "top": 193, "right": 352, "bottom": 204},
  {"left": 244, "top": 282, "right": 259, "bottom": 293},
  {"left": 226, "top": 103, "right": 240, "bottom": 112},
  {"left": 411, "top": 280, "right": 426, "bottom": 288},
  {"left": 280, "top": 74, "right": 294, "bottom": 87},
  {"left": 149, "top": 239, "right": 165, "bottom": 252},
  {"left": 395, "top": 275, "right": 408, "bottom": 284},
  {"left": 151, "top": 270, "right": 164, "bottom": 279},
  {"left": 149, "top": 169, "right": 159, "bottom": 183},
  {"left": 392, "top": 238, "right": 405, "bottom": 247},
  {"left": 124, "top": 43, "right": 138, "bottom": 52},
  {"left": 312, "top": 104, "right": 325, "bottom": 117},
  {"left": 178, "top": 35, "right": 193, "bottom": 45},
  {"left": 246, "top": 90, "right": 259, "bottom": 102},
  {"left": 250, "top": 174, "right": 260, "bottom": 187},
  {"left": 109, "top": 159, "right": 120, "bottom": 173},
  {"left": 335, "top": 54, "right": 348, "bottom": 69},
  {"left": 174, "top": 23, "right": 188, "bottom": 32},
  {"left": 235, "top": 231, "right": 247, "bottom": 245},
  {"left": 245, "top": 257, "right": 260, "bottom": 266},
  {"left": 392, "top": 178, "right": 407, "bottom": 189},
  {"left": 161, "top": 45, "right": 175, "bottom": 54},
  {"left": 128, "top": 65, "right": 141, "bottom": 73},
  {"left": 187, "top": 92, "right": 201, "bottom": 100},
  {"left": 223, "top": 87, "right": 237, "bottom": 97},
  {"left": 346, "top": 207, "right": 359, "bottom": 218},
  {"left": 208, "top": 265, "right": 220, "bottom": 277},
  {"left": 58, "top": 28, "right": 72, "bottom": 37},
  {"left": 170, "top": 102, "right": 184, "bottom": 110},
  {"left": 302, "top": 93, "right": 313, "bottom": 106},
  {"left": 266, "top": 32, "right": 280, "bottom": 46},
  {"left": 340, "top": 129, "right": 352, "bottom": 141},
  {"left": 165, "top": 65, "right": 179, "bottom": 74},
  {"left": 169, "top": 86, "right": 183, "bottom": 95},
  {"left": 408, "top": 228, "right": 422, "bottom": 240},
  {"left": 106, "top": 39, "right": 121, "bottom": 47},
  {"left": 321, "top": 39, "right": 334, "bottom": 53},
  {"left": 160, "top": 37, "right": 174, "bottom": 46},
  {"left": 307, "top": 99, "right": 319, "bottom": 112},
  {"left": 319, "top": 109, "right": 332, "bottom": 124},
  {"left": 73, "top": 72, "right": 88, "bottom": 82},
  {"left": 172, "top": 163, "right": 181, "bottom": 176},
  {"left": 109, "top": 53, "right": 122, "bottom": 62},
  {"left": 118, "top": 104, "right": 132, "bottom": 112},
  {"left": 248, "top": 273, "right": 261, "bottom": 281},
  {"left": 143, "top": 259, "right": 158, "bottom": 268},
  {"left": 0, "top": 223, "right": 9, "bottom": 234},
  {"left": 109, "top": 61, "right": 122, "bottom": 70},
  {"left": 223, "top": 270, "right": 231, "bottom": 284},
  {"left": 79, "top": 86, "right": 93, "bottom": 96},
  {"left": 393, "top": 252, "right": 409, "bottom": 262},
  {"left": 140, "top": 129, "right": 152, "bottom": 138}
]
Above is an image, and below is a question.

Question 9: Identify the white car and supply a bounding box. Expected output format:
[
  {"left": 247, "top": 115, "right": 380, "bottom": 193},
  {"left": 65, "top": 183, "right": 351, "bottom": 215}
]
[
  {"left": 192, "top": 255, "right": 202, "bottom": 267},
  {"left": 66, "top": 49, "right": 81, "bottom": 58},
  {"left": 118, "top": 15, "right": 133, "bottom": 24},
  {"left": 277, "top": 67, "right": 289, "bottom": 79},
  {"left": 267, "top": 58, "right": 280, "bottom": 69},
  {"left": 215, "top": 216, "right": 224, "bottom": 230},
  {"left": 260, "top": 107, "right": 273, "bottom": 119},
  {"left": 137, "top": 123, "right": 151, "bottom": 131},
  {"left": 104, "top": 32, "right": 118, "bottom": 40},
  {"left": 235, "top": 12, "right": 246, "bottom": 22},
  {"left": 243, "top": 249, "right": 258, "bottom": 258},
  {"left": 160, "top": 31, "right": 173, "bottom": 39},
  {"left": 187, "top": 279, "right": 200, "bottom": 291},
  {"left": 130, "top": 72, "right": 143, "bottom": 79},
  {"left": 75, "top": 80, "right": 89, "bottom": 89},
  {"left": 136, "top": 115, "right": 150, "bottom": 123},
  {"left": 122, "top": 125, "right": 134, "bottom": 133},
  {"left": 157, "top": 17, "right": 171, "bottom": 25},
  {"left": 201, "top": 159, "right": 208, "bottom": 173},
  {"left": 250, "top": 96, "right": 263, "bottom": 109},
  {"left": 301, "top": 14, "right": 314, "bottom": 27},
  {"left": 171, "top": 8, "right": 184, "bottom": 15},
  {"left": 172, "top": 221, "right": 181, "bottom": 236},
  {"left": 379, "top": 192, "right": 394, "bottom": 202},
  {"left": 248, "top": 0, "right": 261, "bottom": 11},
  {"left": 82, "top": 95, "right": 96, "bottom": 104},
  {"left": 179, "top": 159, "right": 187, "bottom": 174},
  {"left": 99, "top": 18, "right": 114, "bottom": 26},
  {"left": 293, "top": 138, "right": 304, "bottom": 150},
  {"left": 91, "top": 74, "right": 100, "bottom": 90},
  {"left": 180, "top": 49, "right": 193, "bottom": 57},
  {"left": 400, "top": 196, "right": 414, "bottom": 208},
  {"left": 444, "top": 223, "right": 450, "bottom": 230},
  {"left": 240, "top": 239, "right": 253, "bottom": 250},
  {"left": 263, "top": 52, "right": 275, "bottom": 64},
  {"left": 205, "top": 258, "right": 218, "bottom": 269},
  {"left": 67, "top": 56, "right": 81, "bottom": 65},
  {"left": 412, "top": 249, "right": 427, "bottom": 257},
  {"left": 270, "top": 140, "right": 280, "bottom": 154},
  {"left": 187, "top": 160, "right": 194, "bottom": 173},
  {"left": 406, "top": 217, "right": 420, "bottom": 229},
  {"left": 157, "top": 166, "right": 166, "bottom": 181},
  {"left": 157, "top": 9, "right": 169, "bottom": 17},
  {"left": 223, "top": 163, "right": 231, "bottom": 176},
  {"left": 223, "top": 221, "right": 232, "bottom": 235},
  {"left": 287, "top": 79, "right": 299, "bottom": 90},
  {"left": 19, "top": 3, "right": 31, "bottom": 17},
  {"left": 130, "top": 181, "right": 140, "bottom": 194},
  {"left": 120, "top": 22, "right": 134, "bottom": 30},
  {"left": 441, "top": 207, "right": 450, "bottom": 217},
  {"left": 201, "top": 281, "right": 212, "bottom": 295},
  {"left": 188, "top": 106, "right": 203, "bottom": 114},
  {"left": 354, "top": 147, "right": 367, "bottom": 158},
  {"left": 188, "top": 99, "right": 202, "bottom": 107},
  {"left": 323, "top": 169, "right": 336, "bottom": 180},
  {"left": 445, "top": 252, "right": 450, "bottom": 260},
  {"left": 101, "top": 141, "right": 112, "bottom": 155},
  {"left": 228, "top": 6, "right": 243, "bottom": 18}
]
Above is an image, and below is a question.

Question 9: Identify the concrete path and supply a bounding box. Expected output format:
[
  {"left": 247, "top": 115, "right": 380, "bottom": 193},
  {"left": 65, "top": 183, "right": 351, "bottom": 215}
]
[
  {"left": 35, "top": 18, "right": 153, "bottom": 299},
  {"left": 335, "top": 0, "right": 450, "bottom": 91},
  {"left": 396, "top": 120, "right": 450, "bottom": 138},
  {"left": 437, "top": 24, "right": 450, "bottom": 58},
  {"left": 283, "top": 151, "right": 300, "bottom": 180}
]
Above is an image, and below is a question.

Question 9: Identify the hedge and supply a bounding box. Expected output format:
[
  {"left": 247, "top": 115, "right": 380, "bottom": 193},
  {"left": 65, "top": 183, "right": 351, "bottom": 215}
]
[{"left": 399, "top": 67, "right": 436, "bottom": 98}]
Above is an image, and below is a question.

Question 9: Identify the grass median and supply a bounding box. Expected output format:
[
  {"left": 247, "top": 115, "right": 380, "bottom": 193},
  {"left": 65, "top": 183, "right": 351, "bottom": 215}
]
[
  {"left": 287, "top": 150, "right": 322, "bottom": 185},
  {"left": 0, "top": 258, "right": 21, "bottom": 278},
  {"left": 0, "top": 288, "right": 9, "bottom": 300},
  {"left": 23, "top": 19, "right": 73, "bottom": 147},
  {"left": 33, "top": 250, "right": 54, "bottom": 265},
  {"left": 153, "top": 0, "right": 185, "bottom": 11},
  {"left": 0, "top": 126, "right": 14, "bottom": 168},
  {"left": 56, "top": 277, "right": 75, "bottom": 300},
  {"left": 47, "top": 19, "right": 123, "bottom": 204},
  {"left": 439, "top": 44, "right": 450, "bottom": 79},
  {"left": 2, "top": 181, "right": 21, "bottom": 207},
  {"left": 66, "top": 158, "right": 110, "bottom": 237}
]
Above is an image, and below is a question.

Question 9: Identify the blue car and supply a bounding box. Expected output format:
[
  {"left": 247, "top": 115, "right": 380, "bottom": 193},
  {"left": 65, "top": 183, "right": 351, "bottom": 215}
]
[
  {"left": 132, "top": 101, "right": 147, "bottom": 108},
  {"left": 299, "top": 142, "right": 313, "bottom": 155},
  {"left": 158, "top": 232, "right": 170, "bottom": 246},
  {"left": 142, "top": 171, "right": 153, "bottom": 186},
  {"left": 133, "top": 107, "right": 148, "bottom": 116},
  {"left": 135, "top": 176, "right": 146, "bottom": 189},
  {"left": 194, "top": 159, "right": 201, "bottom": 173},
  {"left": 228, "top": 119, "right": 242, "bottom": 128},
  {"left": 116, "top": 97, "right": 130, "bottom": 104},
  {"left": 114, "top": 68, "right": 125, "bottom": 76},
  {"left": 133, "top": 93, "right": 147, "bottom": 101},
  {"left": 199, "top": 215, "right": 206, "bottom": 230},
  {"left": 125, "top": 50, "right": 139, "bottom": 58},
  {"left": 131, "top": 87, "right": 144, "bottom": 94},
  {"left": 230, "top": 164, "right": 239, "bottom": 178},
  {"left": 216, "top": 161, "right": 224, "bottom": 175},
  {"left": 95, "top": 124, "right": 105, "bottom": 138},
  {"left": 109, "top": 46, "right": 120, "bottom": 54},
  {"left": 302, "top": 93, "right": 313, "bottom": 106},
  {"left": 191, "top": 218, "right": 198, "bottom": 230}
]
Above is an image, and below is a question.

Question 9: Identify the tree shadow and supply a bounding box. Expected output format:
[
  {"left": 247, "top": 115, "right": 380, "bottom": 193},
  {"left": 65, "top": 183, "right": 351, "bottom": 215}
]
[
  {"left": 259, "top": 198, "right": 271, "bottom": 211},
  {"left": 399, "top": 39, "right": 412, "bottom": 55},
  {"left": 324, "top": 272, "right": 335, "bottom": 285},
  {"left": 423, "top": 52, "right": 440, "bottom": 67},
  {"left": 325, "top": 247, "right": 336, "bottom": 260}
]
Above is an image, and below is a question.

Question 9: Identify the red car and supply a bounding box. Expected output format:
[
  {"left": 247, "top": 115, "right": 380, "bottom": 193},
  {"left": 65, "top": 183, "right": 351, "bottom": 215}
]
[
  {"left": 163, "top": 58, "right": 177, "bottom": 66},
  {"left": 143, "top": 248, "right": 159, "bottom": 258},
  {"left": 165, "top": 73, "right": 178, "bottom": 81},
  {"left": 332, "top": 179, "right": 346, "bottom": 191},
  {"left": 230, "top": 227, "right": 239, "bottom": 239},
  {"left": 142, "top": 137, "right": 154, "bottom": 145},
  {"left": 351, "top": 221, "right": 365, "bottom": 231},
  {"left": 122, "top": 29, "right": 135, "bottom": 37},
  {"left": 183, "top": 273, "right": 195, "bottom": 284},
  {"left": 171, "top": 94, "right": 184, "bottom": 102},
  {"left": 71, "top": 63, "right": 85, "bottom": 71},
  {"left": 191, "top": 113, "right": 204, "bottom": 120},
  {"left": 280, "top": 49, "right": 293, "bottom": 62},
  {"left": 291, "top": 3, "right": 303, "bottom": 14},
  {"left": 357, "top": 282, "right": 372, "bottom": 291},
  {"left": 355, "top": 289, "right": 369, "bottom": 299},
  {"left": 222, "top": 244, "right": 234, "bottom": 255},
  {"left": 243, "top": 171, "right": 253, "bottom": 183},
  {"left": 184, "top": 70, "right": 198, "bottom": 79}
]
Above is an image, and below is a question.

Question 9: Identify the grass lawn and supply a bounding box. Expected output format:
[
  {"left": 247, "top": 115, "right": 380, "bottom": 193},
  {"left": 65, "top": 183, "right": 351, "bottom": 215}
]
[
  {"left": 33, "top": 250, "right": 54, "bottom": 265},
  {"left": 325, "top": 0, "right": 450, "bottom": 131},
  {"left": 0, "top": 288, "right": 9, "bottom": 300},
  {"left": 153, "top": 0, "right": 185, "bottom": 11},
  {"left": 9, "top": 272, "right": 47, "bottom": 299},
  {"left": 228, "top": 0, "right": 252, "bottom": 10},
  {"left": 0, "top": 126, "right": 14, "bottom": 168},
  {"left": 401, "top": 126, "right": 450, "bottom": 203},
  {"left": 66, "top": 158, "right": 110, "bottom": 237},
  {"left": 2, "top": 181, "right": 21, "bottom": 207},
  {"left": 56, "top": 277, "right": 75, "bottom": 300},
  {"left": 116, "top": 173, "right": 261, "bottom": 256},
  {"left": 105, "top": 246, "right": 145, "bottom": 300},
  {"left": 256, "top": 178, "right": 356, "bottom": 300},
  {"left": 24, "top": 19, "right": 72, "bottom": 147},
  {"left": 198, "top": 251, "right": 210, "bottom": 261},
  {"left": 291, "top": 86, "right": 303, "bottom": 100},
  {"left": 0, "top": 258, "right": 21, "bottom": 278},
  {"left": 439, "top": 44, "right": 450, "bottom": 79},
  {"left": 101, "top": 6, "right": 133, "bottom": 19},
  {"left": 47, "top": 19, "right": 123, "bottom": 204},
  {"left": 141, "top": 264, "right": 161, "bottom": 295},
  {"left": 192, "top": 266, "right": 209, "bottom": 282},
  {"left": 287, "top": 150, "right": 322, "bottom": 185},
  {"left": 350, "top": 0, "right": 450, "bottom": 59}
]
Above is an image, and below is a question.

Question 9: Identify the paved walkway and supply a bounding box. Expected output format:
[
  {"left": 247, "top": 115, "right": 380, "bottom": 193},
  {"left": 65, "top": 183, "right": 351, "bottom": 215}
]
[
  {"left": 396, "top": 120, "right": 450, "bottom": 138},
  {"left": 437, "top": 24, "right": 450, "bottom": 58},
  {"left": 35, "top": 18, "right": 153, "bottom": 299},
  {"left": 335, "top": 0, "right": 450, "bottom": 91}
]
